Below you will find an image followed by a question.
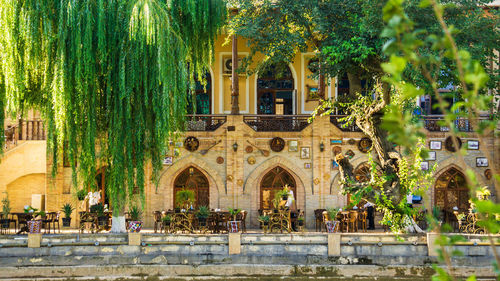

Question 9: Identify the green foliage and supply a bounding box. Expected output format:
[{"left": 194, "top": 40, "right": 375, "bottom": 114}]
[
  {"left": 0, "top": 0, "right": 227, "bottom": 216},
  {"left": 258, "top": 215, "right": 269, "bottom": 223},
  {"left": 196, "top": 206, "right": 209, "bottom": 219},
  {"left": 1, "top": 192, "right": 10, "bottom": 217},
  {"left": 90, "top": 203, "right": 105, "bottom": 217},
  {"left": 175, "top": 188, "right": 195, "bottom": 209},
  {"left": 326, "top": 208, "right": 339, "bottom": 221},
  {"left": 228, "top": 208, "right": 241, "bottom": 221},
  {"left": 76, "top": 189, "right": 87, "bottom": 201},
  {"left": 61, "top": 203, "right": 74, "bottom": 219},
  {"left": 382, "top": 0, "right": 499, "bottom": 279},
  {"left": 162, "top": 214, "right": 171, "bottom": 223},
  {"left": 129, "top": 205, "right": 142, "bottom": 221}
]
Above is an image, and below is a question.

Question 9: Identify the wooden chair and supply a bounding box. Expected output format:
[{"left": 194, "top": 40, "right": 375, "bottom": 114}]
[
  {"left": 236, "top": 210, "right": 247, "bottom": 233},
  {"left": 358, "top": 211, "right": 367, "bottom": 232},
  {"left": 50, "top": 212, "right": 61, "bottom": 233},
  {"left": 153, "top": 211, "right": 162, "bottom": 233},
  {"left": 314, "top": 209, "right": 326, "bottom": 232},
  {"left": 41, "top": 213, "right": 53, "bottom": 233},
  {"left": 124, "top": 212, "right": 132, "bottom": 230},
  {"left": 347, "top": 211, "right": 358, "bottom": 232}
]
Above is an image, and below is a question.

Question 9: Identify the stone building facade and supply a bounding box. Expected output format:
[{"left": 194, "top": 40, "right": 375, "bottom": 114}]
[{"left": 1, "top": 36, "right": 498, "bottom": 229}]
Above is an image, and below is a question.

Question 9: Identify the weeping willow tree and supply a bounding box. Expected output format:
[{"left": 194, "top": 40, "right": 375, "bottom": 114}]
[{"left": 0, "top": 0, "right": 226, "bottom": 230}]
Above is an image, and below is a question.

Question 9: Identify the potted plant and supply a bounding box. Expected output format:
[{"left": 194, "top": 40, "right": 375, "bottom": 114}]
[
  {"left": 278, "top": 185, "right": 290, "bottom": 201},
  {"left": 258, "top": 215, "right": 270, "bottom": 227},
  {"left": 162, "top": 214, "right": 172, "bottom": 232},
  {"left": 196, "top": 206, "right": 210, "bottom": 227},
  {"left": 76, "top": 189, "right": 87, "bottom": 201},
  {"left": 175, "top": 189, "right": 195, "bottom": 210},
  {"left": 297, "top": 217, "right": 305, "bottom": 227},
  {"left": 327, "top": 207, "right": 339, "bottom": 221},
  {"left": 61, "top": 203, "right": 74, "bottom": 227},
  {"left": 1, "top": 194, "right": 11, "bottom": 229},
  {"left": 228, "top": 208, "right": 241, "bottom": 233},
  {"left": 128, "top": 205, "right": 143, "bottom": 233},
  {"left": 90, "top": 203, "right": 107, "bottom": 226},
  {"left": 24, "top": 205, "right": 41, "bottom": 233}
]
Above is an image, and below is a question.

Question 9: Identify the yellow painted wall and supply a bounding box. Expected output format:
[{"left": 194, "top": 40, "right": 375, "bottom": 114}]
[{"left": 6, "top": 173, "right": 46, "bottom": 212}]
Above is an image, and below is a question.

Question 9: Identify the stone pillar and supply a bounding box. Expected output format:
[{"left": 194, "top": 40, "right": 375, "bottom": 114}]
[
  {"left": 328, "top": 233, "right": 341, "bottom": 256},
  {"left": 427, "top": 232, "right": 439, "bottom": 257},
  {"left": 228, "top": 232, "right": 241, "bottom": 255},
  {"left": 28, "top": 233, "right": 42, "bottom": 248},
  {"left": 128, "top": 233, "right": 141, "bottom": 246}
]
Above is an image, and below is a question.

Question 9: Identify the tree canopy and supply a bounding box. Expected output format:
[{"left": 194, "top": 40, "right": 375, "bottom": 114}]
[
  {"left": 0, "top": 0, "right": 227, "bottom": 215},
  {"left": 229, "top": 0, "right": 499, "bottom": 97}
]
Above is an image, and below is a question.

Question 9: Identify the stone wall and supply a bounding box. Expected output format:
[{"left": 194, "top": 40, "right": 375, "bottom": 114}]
[{"left": 0, "top": 233, "right": 497, "bottom": 279}]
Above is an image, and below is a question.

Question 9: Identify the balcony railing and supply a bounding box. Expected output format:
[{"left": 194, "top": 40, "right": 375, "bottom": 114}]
[
  {"left": 330, "top": 115, "right": 362, "bottom": 132},
  {"left": 421, "top": 115, "right": 491, "bottom": 132},
  {"left": 243, "top": 115, "right": 310, "bottom": 132},
  {"left": 185, "top": 115, "right": 227, "bottom": 131},
  {"left": 3, "top": 119, "right": 45, "bottom": 151}
]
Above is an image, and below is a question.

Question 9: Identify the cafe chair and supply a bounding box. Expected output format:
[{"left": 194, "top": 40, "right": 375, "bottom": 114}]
[
  {"left": 359, "top": 211, "right": 367, "bottom": 232},
  {"left": 347, "top": 211, "right": 358, "bottom": 232},
  {"left": 315, "top": 209, "right": 326, "bottom": 232},
  {"left": 153, "top": 211, "right": 162, "bottom": 233}
]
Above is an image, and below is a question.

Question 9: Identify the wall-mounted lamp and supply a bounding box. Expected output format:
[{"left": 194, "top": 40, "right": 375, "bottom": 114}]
[
  {"left": 319, "top": 142, "right": 325, "bottom": 152},
  {"left": 233, "top": 142, "right": 238, "bottom": 152}
]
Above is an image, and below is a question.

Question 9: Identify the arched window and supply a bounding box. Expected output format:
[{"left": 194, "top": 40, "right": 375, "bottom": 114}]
[
  {"left": 187, "top": 73, "right": 211, "bottom": 115},
  {"left": 435, "top": 168, "right": 469, "bottom": 213},
  {"left": 348, "top": 163, "right": 372, "bottom": 206},
  {"left": 260, "top": 166, "right": 296, "bottom": 209},
  {"left": 257, "top": 64, "right": 294, "bottom": 115},
  {"left": 174, "top": 166, "right": 209, "bottom": 208}
]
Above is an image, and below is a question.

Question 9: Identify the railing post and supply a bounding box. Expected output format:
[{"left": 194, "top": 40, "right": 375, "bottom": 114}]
[{"left": 18, "top": 118, "right": 23, "bottom": 140}]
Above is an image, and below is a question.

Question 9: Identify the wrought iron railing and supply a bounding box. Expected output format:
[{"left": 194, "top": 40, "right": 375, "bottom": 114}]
[
  {"left": 243, "top": 115, "right": 310, "bottom": 132},
  {"left": 420, "top": 115, "right": 491, "bottom": 132},
  {"left": 185, "top": 115, "right": 227, "bottom": 131},
  {"left": 329, "top": 115, "right": 362, "bottom": 132}
]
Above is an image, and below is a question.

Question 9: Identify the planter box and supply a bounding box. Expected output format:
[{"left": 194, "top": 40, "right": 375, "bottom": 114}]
[
  {"left": 228, "top": 221, "right": 240, "bottom": 233},
  {"left": 128, "top": 221, "right": 143, "bottom": 233},
  {"left": 62, "top": 218, "right": 71, "bottom": 227},
  {"left": 27, "top": 220, "right": 42, "bottom": 234},
  {"left": 325, "top": 221, "right": 338, "bottom": 233}
]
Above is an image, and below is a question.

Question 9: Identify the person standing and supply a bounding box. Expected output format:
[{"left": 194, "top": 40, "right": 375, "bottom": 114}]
[{"left": 364, "top": 202, "right": 375, "bottom": 230}]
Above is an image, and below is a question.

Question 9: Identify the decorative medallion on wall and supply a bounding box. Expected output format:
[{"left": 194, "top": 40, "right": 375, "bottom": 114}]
[
  {"left": 332, "top": 146, "right": 342, "bottom": 155},
  {"left": 346, "top": 150, "right": 355, "bottom": 159},
  {"left": 227, "top": 175, "right": 233, "bottom": 182},
  {"left": 247, "top": 156, "right": 256, "bottom": 165},
  {"left": 270, "top": 137, "right": 285, "bottom": 152},
  {"left": 245, "top": 146, "right": 253, "bottom": 153},
  {"left": 358, "top": 137, "right": 372, "bottom": 153},
  {"left": 444, "top": 136, "right": 462, "bottom": 152},
  {"left": 348, "top": 139, "right": 356, "bottom": 145},
  {"left": 485, "top": 169, "right": 492, "bottom": 180},
  {"left": 313, "top": 178, "right": 320, "bottom": 185},
  {"left": 183, "top": 136, "right": 199, "bottom": 152},
  {"left": 216, "top": 157, "right": 224, "bottom": 164},
  {"left": 237, "top": 179, "right": 244, "bottom": 186}
]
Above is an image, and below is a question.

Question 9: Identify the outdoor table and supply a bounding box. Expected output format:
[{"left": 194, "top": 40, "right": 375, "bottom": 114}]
[{"left": 13, "top": 213, "right": 33, "bottom": 234}]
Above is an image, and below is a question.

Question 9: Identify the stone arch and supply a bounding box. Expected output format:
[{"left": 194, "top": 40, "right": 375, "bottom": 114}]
[
  {"left": 6, "top": 173, "right": 46, "bottom": 212},
  {"left": 244, "top": 156, "right": 308, "bottom": 226},
  {"left": 155, "top": 155, "right": 224, "bottom": 210}
]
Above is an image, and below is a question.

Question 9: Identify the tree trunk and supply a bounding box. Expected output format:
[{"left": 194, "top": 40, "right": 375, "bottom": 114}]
[
  {"left": 111, "top": 216, "right": 126, "bottom": 233},
  {"left": 347, "top": 72, "right": 363, "bottom": 98}
]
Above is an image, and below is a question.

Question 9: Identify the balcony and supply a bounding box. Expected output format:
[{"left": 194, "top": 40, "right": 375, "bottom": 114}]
[
  {"left": 329, "top": 115, "right": 362, "bottom": 132},
  {"left": 244, "top": 115, "right": 310, "bottom": 132},
  {"left": 185, "top": 115, "right": 227, "bottom": 131},
  {"left": 3, "top": 119, "right": 45, "bottom": 151},
  {"left": 421, "top": 115, "right": 491, "bottom": 132}
]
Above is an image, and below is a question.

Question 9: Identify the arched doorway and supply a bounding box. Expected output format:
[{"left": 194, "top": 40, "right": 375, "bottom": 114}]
[
  {"left": 260, "top": 166, "right": 296, "bottom": 209},
  {"left": 434, "top": 167, "right": 469, "bottom": 223},
  {"left": 257, "top": 64, "right": 295, "bottom": 115},
  {"left": 95, "top": 168, "right": 108, "bottom": 207},
  {"left": 173, "top": 166, "right": 210, "bottom": 208},
  {"left": 187, "top": 72, "right": 211, "bottom": 115}
]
